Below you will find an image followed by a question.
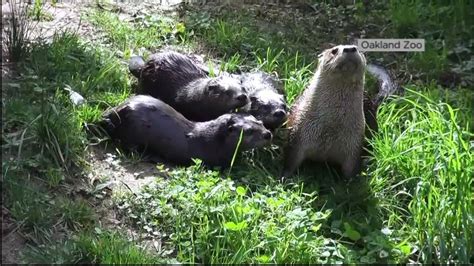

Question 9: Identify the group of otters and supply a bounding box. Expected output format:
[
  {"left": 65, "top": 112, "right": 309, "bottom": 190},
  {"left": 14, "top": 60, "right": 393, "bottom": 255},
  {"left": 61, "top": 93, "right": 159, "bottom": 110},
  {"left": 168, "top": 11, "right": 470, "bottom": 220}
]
[{"left": 100, "top": 44, "right": 398, "bottom": 180}]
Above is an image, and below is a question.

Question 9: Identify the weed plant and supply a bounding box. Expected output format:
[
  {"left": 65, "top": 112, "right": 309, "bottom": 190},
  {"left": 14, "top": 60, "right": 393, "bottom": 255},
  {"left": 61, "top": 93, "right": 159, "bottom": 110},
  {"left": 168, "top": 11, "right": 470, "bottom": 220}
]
[{"left": 3, "top": 0, "right": 34, "bottom": 61}]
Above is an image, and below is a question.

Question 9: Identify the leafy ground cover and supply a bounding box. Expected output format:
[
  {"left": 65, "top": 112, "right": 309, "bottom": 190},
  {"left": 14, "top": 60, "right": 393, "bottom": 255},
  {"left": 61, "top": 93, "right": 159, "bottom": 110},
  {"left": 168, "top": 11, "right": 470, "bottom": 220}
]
[{"left": 2, "top": 0, "right": 472, "bottom": 263}]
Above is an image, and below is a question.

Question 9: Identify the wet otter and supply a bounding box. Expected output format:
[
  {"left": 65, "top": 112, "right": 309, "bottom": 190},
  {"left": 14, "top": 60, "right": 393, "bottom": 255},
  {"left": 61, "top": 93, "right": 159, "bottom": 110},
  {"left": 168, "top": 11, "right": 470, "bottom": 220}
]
[
  {"left": 128, "top": 51, "right": 248, "bottom": 121},
  {"left": 101, "top": 95, "right": 272, "bottom": 167},
  {"left": 282, "top": 45, "right": 366, "bottom": 180},
  {"left": 238, "top": 71, "right": 288, "bottom": 130}
]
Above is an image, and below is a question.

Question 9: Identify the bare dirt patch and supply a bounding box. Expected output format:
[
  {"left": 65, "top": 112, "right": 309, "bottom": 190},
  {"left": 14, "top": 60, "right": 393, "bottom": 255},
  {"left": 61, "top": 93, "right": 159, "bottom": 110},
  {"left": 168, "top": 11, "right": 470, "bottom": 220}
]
[
  {"left": 85, "top": 145, "right": 162, "bottom": 195},
  {"left": 2, "top": 207, "right": 26, "bottom": 264}
]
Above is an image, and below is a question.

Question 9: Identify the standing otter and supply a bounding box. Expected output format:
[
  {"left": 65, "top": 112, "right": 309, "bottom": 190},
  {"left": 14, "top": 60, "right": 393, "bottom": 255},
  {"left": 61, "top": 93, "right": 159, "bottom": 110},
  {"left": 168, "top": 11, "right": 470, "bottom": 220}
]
[
  {"left": 128, "top": 51, "right": 248, "bottom": 121},
  {"left": 238, "top": 71, "right": 288, "bottom": 130},
  {"left": 101, "top": 95, "right": 272, "bottom": 167},
  {"left": 281, "top": 45, "right": 366, "bottom": 180}
]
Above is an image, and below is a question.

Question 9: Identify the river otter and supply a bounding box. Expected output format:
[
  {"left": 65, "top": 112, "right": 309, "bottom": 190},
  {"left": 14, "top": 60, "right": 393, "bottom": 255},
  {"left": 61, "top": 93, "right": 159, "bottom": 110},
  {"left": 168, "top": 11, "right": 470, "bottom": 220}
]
[
  {"left": 128, "top": 51, "right": 248, "bottom": 121},
  {"left": 238, "top": 71, "right": 288, "bottom": 130},
  {"left": 281, "top": 45, "right": 366, "bottom": 180},
  {"left": 101, "top": 95, "right": 272, "bottom": 167}
]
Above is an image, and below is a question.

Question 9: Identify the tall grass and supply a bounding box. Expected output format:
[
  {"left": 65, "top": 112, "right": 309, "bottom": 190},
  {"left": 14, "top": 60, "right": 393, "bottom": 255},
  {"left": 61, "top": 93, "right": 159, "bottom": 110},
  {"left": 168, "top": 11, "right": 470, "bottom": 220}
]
[
  {"left": 367, "top": 88, "right": 473, "bottom": 263},
  {"left": 389, "top": 0, "right": 473, "bottom": 81},
  {"left": 4, "top": 32, "right": 130, "bottom": 173},
  {"left": 2, "top": 31, "right": 133, "bottom": 261},
  {"left": 23, "top": 230, "right": 166, "bottom": 263},
  {"left": 3, "top": 0, "right": 34, "bottom": 61}
]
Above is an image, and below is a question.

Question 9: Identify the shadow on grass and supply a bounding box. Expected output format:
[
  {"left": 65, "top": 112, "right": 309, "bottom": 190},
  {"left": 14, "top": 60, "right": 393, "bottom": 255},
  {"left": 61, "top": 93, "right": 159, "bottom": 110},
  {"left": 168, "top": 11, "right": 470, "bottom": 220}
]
[{"left": 227, "top": 140, "right": 393, "bottom": 262}]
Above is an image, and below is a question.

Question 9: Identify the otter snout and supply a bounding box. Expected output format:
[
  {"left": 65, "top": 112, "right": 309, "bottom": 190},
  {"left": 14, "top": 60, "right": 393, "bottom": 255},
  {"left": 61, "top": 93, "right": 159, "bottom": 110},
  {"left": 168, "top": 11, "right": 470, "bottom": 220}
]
[
  {"left": 333, "top": 45, "right": 365, "bottom": 73},
  {"left": 273, "top": 109, "right": 286, "bottom": 118},
  {"left": 263, "top": 130, "right": 272, "bottom": 140},
  {"left": 236, "top": 94, "right": 249, "bottom": 104},
  {"left": 343, "top": 46, "right": 357, "bottom": 53}
]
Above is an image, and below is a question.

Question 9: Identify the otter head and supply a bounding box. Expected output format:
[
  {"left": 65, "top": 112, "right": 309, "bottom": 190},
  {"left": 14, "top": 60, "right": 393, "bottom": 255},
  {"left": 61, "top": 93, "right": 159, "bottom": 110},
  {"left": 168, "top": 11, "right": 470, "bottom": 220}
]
[
  {"left": 205, "top": 76, "right": 248, "bottom": 109},
  {"left": 219, "top": 113, "right": 272, "bottom": 151},
  {"left": 247, "top": 90, "right": 287, "bottom": 130},
  {"left": 318, "top": 45, "right": 366, "bottom": 78}
]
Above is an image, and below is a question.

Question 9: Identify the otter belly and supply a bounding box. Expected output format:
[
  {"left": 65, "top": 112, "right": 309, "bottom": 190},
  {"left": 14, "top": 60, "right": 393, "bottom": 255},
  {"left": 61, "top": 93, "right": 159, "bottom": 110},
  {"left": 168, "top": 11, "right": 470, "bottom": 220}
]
[{"left": 303, "top": 107, "right": 364, "bottom": 164}]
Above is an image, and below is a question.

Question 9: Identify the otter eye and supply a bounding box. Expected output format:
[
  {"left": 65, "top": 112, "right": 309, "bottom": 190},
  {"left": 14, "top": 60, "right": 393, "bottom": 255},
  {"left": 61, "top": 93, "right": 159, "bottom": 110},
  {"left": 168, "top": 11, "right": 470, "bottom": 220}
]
[
  {"left": 246, "top": 128, "right": 255, "bottom": 134},
  {"left": 331, "top": 48, "right": 338, "bottom": 55},
  {"left": 208, "top": 84, "right": 220, "bottom": 92},
  {"left": 261, "top": 104, "right": 271, "bottom": 112},
  {"left": 250, "top": 96, "right": 258, "bottom": 102}
]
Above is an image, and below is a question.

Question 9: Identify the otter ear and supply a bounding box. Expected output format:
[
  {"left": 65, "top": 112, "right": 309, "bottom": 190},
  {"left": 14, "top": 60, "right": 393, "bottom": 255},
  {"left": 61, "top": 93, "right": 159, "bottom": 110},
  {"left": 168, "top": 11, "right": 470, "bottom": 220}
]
[{"left": 227, "top": 125, "right": 235, "bottom": 132}]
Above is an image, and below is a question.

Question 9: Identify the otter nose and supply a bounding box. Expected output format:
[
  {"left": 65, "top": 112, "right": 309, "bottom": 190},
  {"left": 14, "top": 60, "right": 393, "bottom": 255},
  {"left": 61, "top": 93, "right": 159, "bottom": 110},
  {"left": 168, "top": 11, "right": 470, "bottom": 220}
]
[
  {"left": 273, "top": 110, "right": 286, "bottom": 118},
  {"left": 237, "top": 94, "right": 248, "bottom": 103},
  {"left": 263, "top": 130, "right": 272, "bottom": 140},
  {"left": 343, "top": 47, "right": 357, "bottom": 53}
]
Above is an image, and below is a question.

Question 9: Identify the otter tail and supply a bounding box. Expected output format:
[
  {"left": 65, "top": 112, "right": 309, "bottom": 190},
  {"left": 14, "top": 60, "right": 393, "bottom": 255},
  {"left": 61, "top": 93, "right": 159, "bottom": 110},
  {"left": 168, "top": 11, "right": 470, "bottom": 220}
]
[
  {"left": 366, "top": 63, "right": 403, "bottom": 106},
  {"left": 363, "top": 64, "right": 403, "bottom": 141},
  {"left": 129, "top": 56, "right": 146, "bottom": 78}
]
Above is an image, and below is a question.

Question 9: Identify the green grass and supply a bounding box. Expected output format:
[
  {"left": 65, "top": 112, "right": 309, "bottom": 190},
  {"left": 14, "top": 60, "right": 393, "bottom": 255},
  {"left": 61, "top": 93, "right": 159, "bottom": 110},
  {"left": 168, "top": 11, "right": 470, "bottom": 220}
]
[
  {"left": 388, "top": 0, "right": 474, "bottom": 81},
  {"left": 27, "top": 0, "right": 54, "bottom": 22},
  {"left": 3, "top": 1, "right": 473, "bottom": 264},
  {"left": 368, "top": 88, "right": 473, "bottom": 263},
  {"left": 87, "top": 10, "right": 188, "bottom": 58},
  {"left": 118, "top": 163, "right": 336, "bottom": 263},
  {"left": 23, "top": 230, "right": 167, "bottom": 263},
  {"left": 2, "top": 31, "right": 137, "bottom": 262},
  {"left": 4, "top": 0, "right": 33, "bottom": 61}
]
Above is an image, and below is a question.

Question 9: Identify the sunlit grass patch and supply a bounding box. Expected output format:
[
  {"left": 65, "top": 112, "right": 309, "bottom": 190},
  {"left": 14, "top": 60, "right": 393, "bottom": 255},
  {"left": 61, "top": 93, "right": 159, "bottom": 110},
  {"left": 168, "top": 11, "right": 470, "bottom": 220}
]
[
  {"left": 2, "top": 30, "right": 134, "bottom": 261},
  {"left": 87, "top": 10, "right": 187, "bottom": 57},
  {"left": 118, "top": 162, "right": 343, "bottom": 264},
  {"left": 22, "top": 230, "right": 167, "bottom": 264},
  {"left": 367, "top": 88, "right": 473, "bottom": 263}
]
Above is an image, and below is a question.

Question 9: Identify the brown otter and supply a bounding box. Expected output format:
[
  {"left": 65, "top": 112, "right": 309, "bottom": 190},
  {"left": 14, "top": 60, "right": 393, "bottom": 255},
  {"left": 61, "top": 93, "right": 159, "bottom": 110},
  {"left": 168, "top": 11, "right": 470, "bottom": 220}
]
[
  {"left": 281, "top": 45, "right": 366, "bottom": 180},
  {"left": 101, "top": 95, "right": 272, "bottom": 167},
  {"left": 128, "top": 51, "right": 248, "bottom": 121},
  {"left": 194, "top": 68, "right": 289, "bottom": 129},
  {"left": 238, "top": 71, "right": 288, "bottom": 130}
]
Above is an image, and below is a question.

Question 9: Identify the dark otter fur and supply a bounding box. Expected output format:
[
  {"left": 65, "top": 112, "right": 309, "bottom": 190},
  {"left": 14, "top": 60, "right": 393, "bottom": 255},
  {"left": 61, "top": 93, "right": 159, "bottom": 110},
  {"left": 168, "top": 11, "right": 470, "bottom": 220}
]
[
  {"left": 282, "top": 45, "right": 367, "bottom": 180},
  {"left": 101, "top": 95, "right": 272, "bottom": 167},
  {"left": 364, "top": 63, "right": 402, "bottom": 139},
  {"left": 129, "top": 51, "right": 248, "bottom": 121},
  {"left": 238, "top": 71, "right": 288, "bottom": 130}
]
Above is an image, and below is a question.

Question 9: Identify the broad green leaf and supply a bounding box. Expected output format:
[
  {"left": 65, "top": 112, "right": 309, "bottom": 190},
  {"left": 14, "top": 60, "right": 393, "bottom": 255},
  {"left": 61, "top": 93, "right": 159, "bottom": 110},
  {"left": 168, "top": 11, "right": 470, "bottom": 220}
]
[
  {"left": 236, "top": 186, "right": 246, "bottom": 196},
  {"left": 256, "top": 255, "right": 270, "bottom": 263},
  {"left": 344, "top": 222, "right": 361, "bottom": 241},
  {"left": 224, "top": 221, "right": 248, "bottom": 231}
]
